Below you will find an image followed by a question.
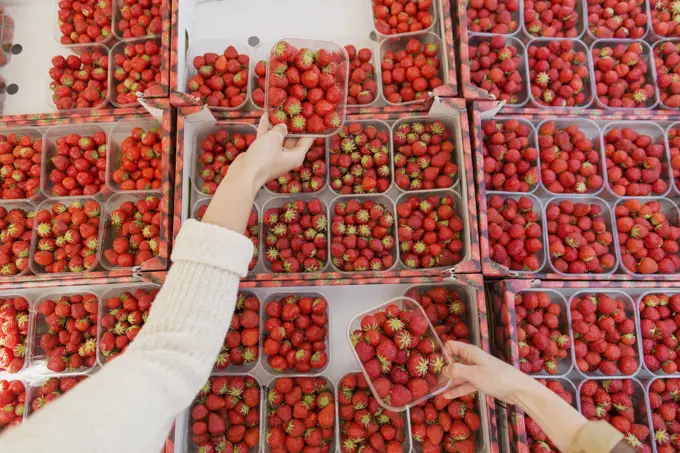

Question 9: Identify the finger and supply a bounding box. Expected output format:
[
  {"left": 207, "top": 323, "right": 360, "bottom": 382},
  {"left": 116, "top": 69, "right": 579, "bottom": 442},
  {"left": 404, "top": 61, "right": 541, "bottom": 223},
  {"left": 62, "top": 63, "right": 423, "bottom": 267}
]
[
  {"left": 257, "top": 114, "right": 269, "bottom": 137},
  {"left": 289, "top": 137, "right": 315, "bottom": 153},
  {"left": 443, "top": 340, "right": 485, "bottom": 365},
  {"left": 283, "top": 138, "right": 297, "bottom": 150},
  {"left": 270, "top": 123, "right": 288, "bottom": 143},
  {"left": 443, "top": 362, "right": 480, "bottom": 384},
  {"left": 442, "top": 383, "right": 477, "bottom": 400},
  {"left": 447, "top": 376, "right": 469, "bottom": 388}
]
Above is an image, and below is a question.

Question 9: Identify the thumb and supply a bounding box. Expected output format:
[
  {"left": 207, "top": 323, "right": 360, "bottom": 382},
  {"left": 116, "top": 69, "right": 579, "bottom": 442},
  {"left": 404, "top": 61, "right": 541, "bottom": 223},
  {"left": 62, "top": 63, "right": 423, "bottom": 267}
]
[
  {"left": 443, "top": 340, "right": 486, "bottom": 366},
  {"left": 268, "top": 123, "right": 288, "bottom": 145}
]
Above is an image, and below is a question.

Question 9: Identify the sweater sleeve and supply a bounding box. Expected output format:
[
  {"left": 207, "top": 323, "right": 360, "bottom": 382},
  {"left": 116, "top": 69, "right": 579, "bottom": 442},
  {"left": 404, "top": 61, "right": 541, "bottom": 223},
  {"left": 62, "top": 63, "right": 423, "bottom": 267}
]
[{"left": 0, "top": 219, "right": 253, "bottom": 453}]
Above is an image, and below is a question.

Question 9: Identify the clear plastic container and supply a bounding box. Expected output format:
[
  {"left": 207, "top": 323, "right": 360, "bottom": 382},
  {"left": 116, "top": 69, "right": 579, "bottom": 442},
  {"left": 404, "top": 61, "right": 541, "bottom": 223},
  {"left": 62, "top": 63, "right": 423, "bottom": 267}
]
[
  {"left": 328, "top": 194, "right": 398, "bottom": 273},
  {"left": 28, "top": 197, "right": 102, "bottom": 276},
  {"left": 183, "top": 39, "right": 251, "bottom": 111},
  {"left": 52, "top": 1, "right": 114, "bottom": 48},
  {"left": 644, "top": 376, "right": 678, "bottom": 453},
  {"left": 585, "top": 0, "right": 650, "bottom": 42},
  {"left": 465, "top": 0, "right": 523, "bottom": 37},
  {"left": 260, "top": 292, "right": 331, "bottom": 376},
  {"left": 0, "top": 128, "right": 43, "bottom": 201},
  {"left": 0, "top": 378, "right": 27, "bottom": 429},
  {"left": 636, "top": 290, "right": 680, "bottom": 376},
  {"left": 651, "top": 39, "right": 680, "bottom": 111},
  {"left": 347, "top": 296, "right": 451, "bottom": 412},
  {"left": 342, "top": 40, "right": 381, "bottom": 110},
  {"left": 25, "top": 374, "right": 89, "bottom": 419},
  {"left": 111, "top": 0, "right": 162, "bottom": 40},
  {"left": 212, "top": 290, "right": 262, "bottom": 374},
  {"left": 0, "top": 201, "right": 37, "bottom": 279},
  {"left": 522, "top": 0, "right": 586, "bottom": 39},
  {"left": 106, "top": 118, "right": 162, "bottom": 193},
  {"left": 372, "top": 1, "right": 438, "bottom": 40},
  {"left": 645, "top": 2, "right": 680, "bottom": 43},
  {"left": 0, "top": 294, "right": 33, "bottom": 374},
  {"left": 379, "top": 32, "right": 446, "bottom": 107},
  {"left": 265, "top": 38, "right": 349, "bottom": 137},
  {"left": 248, "top": 41, "right": 270, "bottom": 111},
  {"left": 0, "top": 14, "right": 14, "bottom": 67},
  {"left": 568, "top": 290, "right": 643, "bottom": 378},
  {"left": 108, "top": 37, "right": 164, "bottom": 107},
  {"left": 41, "top": 124, "right": 110, "bottom": 199},
  {"left": 666, "top": 120, "right": 680, "bottom": 194},
  {"left": 191, "top": 197, "right": 210, "bottom": 220}
]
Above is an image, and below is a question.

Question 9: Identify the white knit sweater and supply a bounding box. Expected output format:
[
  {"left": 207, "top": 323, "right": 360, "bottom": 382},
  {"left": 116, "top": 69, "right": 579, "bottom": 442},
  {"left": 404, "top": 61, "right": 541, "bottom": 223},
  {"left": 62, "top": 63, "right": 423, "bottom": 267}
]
[{"left": 0, "top": 220, "right": 253, "bottom": 453}]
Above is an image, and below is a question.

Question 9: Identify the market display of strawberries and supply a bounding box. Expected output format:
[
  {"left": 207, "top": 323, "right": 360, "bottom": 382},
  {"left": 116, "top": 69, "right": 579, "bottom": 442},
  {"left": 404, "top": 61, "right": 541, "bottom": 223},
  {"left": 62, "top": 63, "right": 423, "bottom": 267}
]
[
  {"left": 189, "top": 375, "right": 261, "bottom": 453},
  {"left": 411, "top": 392, "right": 482, "bottom": 453},
  {"left": 372, "top": 0, "right": 434, "bottom": 35},
  {"left": 0, "top": 380, "right": 25, "bottom": 431},
  {"left": 580, "top": 379, "right": 651, "bottom": 449},
  {"left": 647, "top": 378, "right": 680, "bottom": 452},
  {"left": 101, "top": 195, "right": 162, "bottom": 268},
  {"left": 393, "top": 120, "right": 457, "bottom": 191},
  {"left": 345, "top": 45, "right": 378, "bottom": 106},
  {"left": 338, "top": 371, "right": 408, "bottom": 453},
  {"left": 654, "top": 41, "right": 680, "bottom": 109},
  {"left": 351, "top": 302, "right": 447, "bottom": 409},
  {"left": 329, "top": 122, "right": 391, "bottom": 194},
  {"left": 482, "top": 119, "right": 539, "bottom": 192},
  {"left": 48, "top": 132, "right": 107, "bottom": 196},
  {"left": 35, "top": 293, "right": 98, "bottom": 373},
  {"left": 330, "top": 198, "right": 396, "bottom": 272},
  {"left": 49, "top": 51, "right": 109, "bottom": 110},
  {"left": 469, "top": 36, "right": 525, "bottom": 104},
  {"left": 112, "top": 39, "right": 162, "bottom": 105},
  {"left": 266, "top": 377, "right": 335, "bottom": 453},
  {"left": 467, "top": 0, "right": 519, "bottom": 33},
  {"left": 538, "top": 121, "right": 604, "bottom": 194},
  {"left": 528, "top": 40, "right": 590, "bottom": 107},
  {"left": 651, "top": 0, "right": 680, "bottom": 37},
  {"left": 111, "top": 126, "right": 162, "bottom": 191},
  {"left": 547, "top": 200, "right": 617, "bottom": 274},
  {"left": 57, "top": 0, "right": 112, "bottom": 44},
  {"left": 587, "top": 0, "right": 648, "bottom": 38},
  {"left": 262, "top": 295, "right": 329, "bottom": 373},
  {"left": 592, "top": 42, "right": 655, "bottom": 108},
  {"left": 32, "top": 200, "right": 101, "bottom": 274},
  {"left": 99, "top": 287, "right": 158, "bottom": 362},
  {"left": 266, "top": 139, "right": 326, "bottom": 193},
  {"left": 404, "top": 286, "right": 471, "bottom": 344},
  {"left": 0, "top": 207, "right": 33, "bottom": 277},
  {"left": 639, "top": 293, "right": 680, "bottom": 374},
  {"left": 516, "top": 379, "right": 574, "bottom": 452},
  {"left": 188, "top": 46, "right": 249, "bottom": 109},
  {"left": 0, "top": 297, "right": 29, "bottom": 374},
  {"left": 381, "top": 38, "right": 443, "bottom": 105},
  {"left": 615, "top": 199, "right": 680, "bottom": 275},
  {"left": 215, "top": 292, "right": 260, "bottom": 370},
  {"left": 487, "top": 195, "right": 544, "bottom": 272},
  {"left": 267, "top": 40, "right": 346, "bottom": 134},
  {"left": 571, "top": 293, "right": 640, "bottom": 375},
  {"left": 524, "top": 0, "right": 580, "bottom": 36},
  {"left": 397, "top": 194, "right": 464, "bottom": 269},
  {"left": 116, "top": 0, "right": 163, "bottom": 38},
  {"left": 29, "top": 376, "right": 87, "bottom": 413},
  {"left": 263, "top": 199, "right": 328, "bottom": 273},
  {"left": 197, "top": 127, "right": 257, "bottom": 195},
  {"left": 252, "top": 60, "right": 266, "bottom": 108},
  {"left": 0, "top": 133, "right": 42, "bottom": 200}
]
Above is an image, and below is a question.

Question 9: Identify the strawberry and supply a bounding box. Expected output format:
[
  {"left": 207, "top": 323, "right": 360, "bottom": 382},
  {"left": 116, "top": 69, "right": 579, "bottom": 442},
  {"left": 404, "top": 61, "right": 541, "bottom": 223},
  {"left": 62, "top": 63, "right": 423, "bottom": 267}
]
[
  {"left": 372, "top": 0, "right": 435, "bottom": 35},
  {"left": 653, "top": 41, "right": 680, "bottom": 109},
  {"left": 528, "top": 40, "right": 591, "bottom": 107},
  {"left": 112, "top": 126, "right": 162, "bottom": 190},
  {"left": 344, "top": 45, "right": 378, "bottom": 106},
  {"left": 215, "top": 292, "right": 260, "bottom": 371},
  {"left": 592, "top": 43, "right": 655, "bottom": 108},
  {"left": 266, "top": 138, "right": 326, "bottom": 193},
  {"left": 30, "top": 376, "right": 87, "bottom": 413},
  {"left": 195, "top": 127, "right": 257, "bottom": 195},
  {"left": 0, "top": 297, "right": 29, "bottom": 374},
  {"left": 111, "top": 38, "right": 162, "bottom": 105},
  {"left": 469, "top": 36, "right": 525, "bottom": 104},
  {"left": 467, "top": 0, "right": 519, "bottom": 33},
  {"left": 56, "top": 0, "right": 112, "bottom": 45},
  {"left": 381, "top": 38, "right": 442, "bottom": 104},
  {"left": 588, "top": 0, "right": 648, "bottom": 38},
  {"left": 524, "top": 0, "right": 580, "bottom": 36},
  {"left": 49, "top": 50, "right": 109, "bottom": 109},
  {"left": 187, "top": 46, "right": 249, "bottom": 109},
  {"left": 638, "top": 294, "right": 680, "bottom": 374},
  {"left": 115, "top": 0, "right": 163, "bottom": 38},
  {"left": 481, "top": 119, "right": 538, "bottom": 192},
  {"left": 670, "top": 121, "right": 680, "bottom": 191},
  {"left": 0, "top": 133, "right": 43, "bottom": 199},
  {"left": 251, "top": 59, "right": 267, "bottom": 108},
  {"left": 48, "top": 131, "right": 108, "bottom": 196},
  {"left": 647, "top": 378, "right": 680, "bottom": 452},
  {"left": 651, "top": 0, "right": 680, "bottom": 37},
  {"left": 0, "top": 379, "right": 25, "bottom": 432},
  {"left": 405, "top": 286, "right": 470, "bottom": 345},
  {"left": 0, "top": 206, "right": 33, "bottom": 276}
]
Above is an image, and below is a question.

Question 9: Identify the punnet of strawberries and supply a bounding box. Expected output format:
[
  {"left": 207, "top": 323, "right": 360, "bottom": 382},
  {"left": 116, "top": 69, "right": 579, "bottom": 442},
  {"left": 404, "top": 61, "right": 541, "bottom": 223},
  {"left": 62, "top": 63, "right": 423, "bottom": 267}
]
[
  {"left": 668, "top": 127, "right": 680, "bottom": 191},
  {"left": 0, "top": 380, "right": 25, "bottom": 431},
  {"left": 116, "top": 0, "right": 163, "bottom": 38},
  {"left": 528, "top": 40, "right": 591, "bottom": 107},
  {"left": 517, "top": 379, "right": 574, "bottom": 453},
  {"left": 587, "top": 0, "right": 648, "bottom": 38},
  {"left": 263, "top": 295, "right": 329, "bottom": 373},
  {"left": 99, "top": 287, "right": 158, "bottom": 362},
  {"left": 538, "top": 121, "right": 604, "bottom": 194},
  {"left": 0, "top": 133, "right": 42, "bottom": 200},
  {"left": 397, "top": 194, "right": 464, "bottom": 269},
  {"left": 252, "top": 59, "right": 266, "bottom": 107},
  {"left": 197, "top": 127, "right": 256, "bottom": 195},
  {"left": 35, "top": 293, "right": 98, "bottom": 373},
  {"left": 266, "top": 377, "right": 336, "bottom": 453},
  {"left": 329, "top": 122, "right": 391, "bottom": 195},
  {"left": 188, "top": 46, "right": 249, "bottom": 109},
  {"left": 639, "top": 294, "right": 680, "bottom": 374},
  {"left": 404, "top": 286, "right": 472, "bottom": 344},
  {"left": 29, "top": 376, "right": 87, "bottom": 414},
  {"left": 571, "top": 293, "right": 640, "bottom": 375},
  {"left": 482, "top": 119, "right": 539, "bottom": 192},
  {"left": 351, "top": 301, "right": 449, "bottom": 410},
  {"left": 338, "top": 372, "right": 409, "bottom": 453},
  {"left": 592, "top": 42, "right": 656, "bottom": 108},
  {"left": 647, "top": 378, "right": 680, "bottom": 452},
  {"left": 469, "top": 36, "right": 525, "bottom": 104},
  {"left": 580, "top": 379, "right": 651, "bottom": 450},
  {"left": 32, "top": 200, "right": 101, "bottom": 274},
  {"left": 189, "top": 375, "right": 261, "bottom": 453},
  {"left": 546, "top": 200, "right": 617, "bottom": 274},
  {"left": 101, "top": 195, "right": 163, "bottom": 268},
  {"left": 0, "top": 297, "right": 29, "bottom": 374},
  {"left": 372, "top": 0, "right": 435, "bottom": 35},
  {"left": 112, "top": 126, "right": 162, "bottom": 191},
  {"left": 263, "top": 199, "right": 328, "bottom": 273},
  {"left": 0, "top": 206, "right": 34, "bottom": 277},
  {"left": 487, "top": 195, "right": 544, "bottom": 272},
  {"left": 49, "top": 50, "right": 109, "bottom": 110},
  {"left": 345, "top": 45, "right": 379, "bottom": 106},
  {"left": 381, "top": 38, "right": 443, "bottom": 105},
  {"left": 524, "top": 0, "right": 581, "bottom": 36},
  {"left": 654, "top": 41, "right": 680, "bottom": 109},
  {"left": 267, "top": 40, "right": 347, "bottom": 135},
  {"left": 651, "top": 0, "right": 680, "bottom": 37},
  {"left": 615, "top": 199, "right": 680, "bottom": 275},
  {"left": 393, "top": 120, "right": 457, "bottom": 191},
  {"left": 216, "top": 292, "right": 260, "bottom": 371},
  {"left": 57, "top": 0, "right": 112, "bottom": 45},
  {"left": 112, "top": 39, "right": 162, "bottom": 106},
  {"left": 467, "top": 0, "right": 519, "bottom": 33},
  {"left": 265, "top": 138, "right": 326, "bottom": 194},
  {"left": 48, "top": 131, "right": 107, "bottom": 196}
]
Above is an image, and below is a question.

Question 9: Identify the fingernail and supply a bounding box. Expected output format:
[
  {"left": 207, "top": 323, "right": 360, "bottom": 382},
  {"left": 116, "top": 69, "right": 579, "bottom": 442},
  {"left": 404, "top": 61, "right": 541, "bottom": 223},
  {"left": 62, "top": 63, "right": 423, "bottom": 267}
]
[{"left": 274, "top": 123, "right": 288, "bottom": 134}]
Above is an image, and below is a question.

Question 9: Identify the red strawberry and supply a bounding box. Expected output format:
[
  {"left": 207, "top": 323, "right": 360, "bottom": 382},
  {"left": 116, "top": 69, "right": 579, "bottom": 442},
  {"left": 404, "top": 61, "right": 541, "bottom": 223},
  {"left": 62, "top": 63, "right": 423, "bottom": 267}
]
[
  {"left": 115, "top": 0, "right": 162, "bottom": 37},
  {"left": 524, "top": 0, "right": 580, "bottom": 36},
  {"left": 592, "top": 43, "right": 655, "bottom": 109},
  {"left": 381, "top": 38, "right": 442, "bottom": 105},
  {"left": 0, "top": 134, "right": 43, "bottom": 200},
  {"left": 112, "top": 126, "right": 162, "bottom": 190},
  {"left": 344, "top": 46, "right": 378, "bottom": 106},
  {"left": 373, "top": 0, "right": 435, "bottom": 35},
  {"left": 467, "top": 0, "right": 519, "bottom": 33},
  {"left": 49, "top": 50, "right": 109, "bottom": 110},
  {"left": 188, "top": 46, "right": 249, "bottom": 109},
  {"left": 111, "top": 38, "right": 162, "bottom": 105},
  {"left": 588, "top": 0, "right": 647, "bottom": 39},
  {"left": 469, "top": 36, "right": 525, "bottom": 104}
]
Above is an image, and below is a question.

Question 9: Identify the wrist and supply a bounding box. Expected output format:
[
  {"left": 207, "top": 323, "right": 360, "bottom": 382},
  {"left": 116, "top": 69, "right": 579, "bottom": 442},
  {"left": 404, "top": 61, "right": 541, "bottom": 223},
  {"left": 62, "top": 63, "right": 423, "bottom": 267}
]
[{"left": 224, "top": 157, "right": 262, "bottom": 196}]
